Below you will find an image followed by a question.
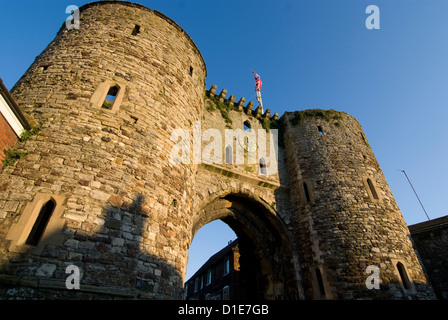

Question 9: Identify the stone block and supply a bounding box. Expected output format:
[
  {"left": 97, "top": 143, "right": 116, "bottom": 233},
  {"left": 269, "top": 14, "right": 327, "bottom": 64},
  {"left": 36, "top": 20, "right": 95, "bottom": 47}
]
[{"left": 35, "top": 264, "right": 57, "bottom": 277}]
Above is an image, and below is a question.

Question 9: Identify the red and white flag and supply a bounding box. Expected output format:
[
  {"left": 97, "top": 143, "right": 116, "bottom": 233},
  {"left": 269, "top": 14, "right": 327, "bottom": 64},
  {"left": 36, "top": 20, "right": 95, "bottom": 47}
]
[{"left": 253, "top": 72, "right": 262, "bottom": 91}]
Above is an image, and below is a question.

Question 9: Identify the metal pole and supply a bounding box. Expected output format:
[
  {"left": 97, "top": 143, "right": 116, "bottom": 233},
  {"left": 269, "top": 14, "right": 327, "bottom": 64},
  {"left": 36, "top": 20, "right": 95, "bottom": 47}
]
[{"left": 399, "top": 170, "right": 430, "bottom": 221}]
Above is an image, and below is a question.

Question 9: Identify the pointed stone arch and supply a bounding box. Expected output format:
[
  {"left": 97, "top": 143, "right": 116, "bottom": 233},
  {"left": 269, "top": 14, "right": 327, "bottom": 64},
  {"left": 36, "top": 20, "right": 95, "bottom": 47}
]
[{"left": 188, "top": 189, "right": 303, "bottom": 299}]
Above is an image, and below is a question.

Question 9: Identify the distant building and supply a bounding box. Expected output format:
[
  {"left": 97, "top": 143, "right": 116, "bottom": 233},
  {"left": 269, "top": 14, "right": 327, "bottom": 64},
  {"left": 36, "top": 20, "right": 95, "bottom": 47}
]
[
  {"left": 185, "top": 240, "right": 240, "bottom": 300},
  {"left": 0, "top": 77, "right": 30, "bottom": 164},
  {"left": 409, "top": 215, "right": 448, "bottom": 300}
]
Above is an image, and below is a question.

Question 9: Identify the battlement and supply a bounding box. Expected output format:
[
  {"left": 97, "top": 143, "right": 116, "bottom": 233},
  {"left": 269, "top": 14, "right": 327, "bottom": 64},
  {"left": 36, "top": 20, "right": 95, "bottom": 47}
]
[{"left": 206, "top": 84, "right": 279, "bottom": 121}]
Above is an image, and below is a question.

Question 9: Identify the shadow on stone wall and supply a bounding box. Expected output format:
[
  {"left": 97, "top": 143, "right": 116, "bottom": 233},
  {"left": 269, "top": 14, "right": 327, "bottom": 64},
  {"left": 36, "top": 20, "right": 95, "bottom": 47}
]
[
  {"left": 409, "top": 221, "right": 448, "bottom": 300},
  {"left": 0, "top": 194, "right": 183, "bottom": 299}
]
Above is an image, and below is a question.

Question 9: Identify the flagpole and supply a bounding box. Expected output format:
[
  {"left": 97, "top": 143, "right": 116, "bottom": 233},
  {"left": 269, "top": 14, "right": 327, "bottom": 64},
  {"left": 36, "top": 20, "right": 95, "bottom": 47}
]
[
  {"left": 398, "top": 169, "right": 430, "bottom": 221},
  {"left": 252, "top": 70, "right": 263, "bottom": 113}
]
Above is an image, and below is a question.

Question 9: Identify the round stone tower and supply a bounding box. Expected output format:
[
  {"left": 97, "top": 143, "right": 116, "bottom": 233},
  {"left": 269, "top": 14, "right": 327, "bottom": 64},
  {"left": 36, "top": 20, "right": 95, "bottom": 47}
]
[
  {"left": 282, "top": 110, "right": 435, "bottom": 299},
  {"left": 0, "top": 1, "right": 205, "bottom": 299}
]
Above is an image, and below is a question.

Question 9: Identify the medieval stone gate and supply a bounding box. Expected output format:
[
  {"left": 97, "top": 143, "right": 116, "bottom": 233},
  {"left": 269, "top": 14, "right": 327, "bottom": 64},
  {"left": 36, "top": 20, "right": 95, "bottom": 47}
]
[
  {"left": 191, "top": 186, "right": 302, "bottom": 300},
  {"left": 0, "top": 1, "right": 436, "bottom": 300}
]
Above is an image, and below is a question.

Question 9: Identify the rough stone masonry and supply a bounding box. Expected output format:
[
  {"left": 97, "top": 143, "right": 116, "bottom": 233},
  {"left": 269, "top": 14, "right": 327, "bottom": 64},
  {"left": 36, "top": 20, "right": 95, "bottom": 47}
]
[{"left": 0, "top": 1, "right": 436, "bottom": 300}]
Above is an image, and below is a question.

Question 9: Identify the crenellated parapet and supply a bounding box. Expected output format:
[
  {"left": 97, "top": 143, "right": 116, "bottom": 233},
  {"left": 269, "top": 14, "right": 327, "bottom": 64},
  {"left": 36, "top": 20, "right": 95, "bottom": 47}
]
[{"left": 206, "top": 84, "right": 278, "bottom": 121}]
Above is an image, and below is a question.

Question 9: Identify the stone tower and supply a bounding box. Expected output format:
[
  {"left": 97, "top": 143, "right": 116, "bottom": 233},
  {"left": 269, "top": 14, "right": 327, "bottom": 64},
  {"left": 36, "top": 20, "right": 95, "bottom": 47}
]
[
  {"left": 0, "top": 1, "right": 206, "bottom": 299},
  {"left": 0, "top": 1, "right": 435, "bottom": 300},
  {"left": 282, "top": 110, "right": 435, "bottom": 299}
]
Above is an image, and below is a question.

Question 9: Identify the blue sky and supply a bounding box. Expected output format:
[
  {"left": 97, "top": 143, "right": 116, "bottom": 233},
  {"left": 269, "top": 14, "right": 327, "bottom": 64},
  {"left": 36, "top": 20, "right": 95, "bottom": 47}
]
[{"left": 1, "top": 0, "right": 447, "bottom": 281}]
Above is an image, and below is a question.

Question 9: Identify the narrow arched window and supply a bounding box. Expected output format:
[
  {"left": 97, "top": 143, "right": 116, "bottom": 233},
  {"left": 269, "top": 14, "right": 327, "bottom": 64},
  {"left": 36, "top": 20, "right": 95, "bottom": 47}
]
[
  {"left": 303, "top": 182, "right": 311, "bottom": 203},
  {"left": 102, "top": 85, "right": 120, "bottom": 110},
  {"left": 367, "top": 178, "right": 379, "bottom": 200},
  {"left": 317, "top": 126, "right": 324, "bottom": 135},
  {"left": 243, "top": 121, "right": 251, "bottom": 131},
  {"left": 360, "top": 132, "right": 366, "bottom": 142},
  {"left": 259, "top": 158, "right": 267, "bottom": 175},
  {"left": 26, "top": 199, "right": 56, "bottom": 246},
  {"left": 225, "top": 145, "right": 233, "bottom": 164},
  {"left": 90, "top": 81, "right": 125, "bottom": 112},
  {"left": 315, "top": 268, "right": 326, "bottom": 296},
  {"left": 396, "top": 262, "right": 411, "bottom": 290}
]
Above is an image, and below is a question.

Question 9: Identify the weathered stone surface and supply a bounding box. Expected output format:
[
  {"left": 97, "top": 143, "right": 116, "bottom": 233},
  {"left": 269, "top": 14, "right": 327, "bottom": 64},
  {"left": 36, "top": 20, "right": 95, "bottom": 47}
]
[{"left": 0, "top": 1, "right": 436, "bottom": 300}]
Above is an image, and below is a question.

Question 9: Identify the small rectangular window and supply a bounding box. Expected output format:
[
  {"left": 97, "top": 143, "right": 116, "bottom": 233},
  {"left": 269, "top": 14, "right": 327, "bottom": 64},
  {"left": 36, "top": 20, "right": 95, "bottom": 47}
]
[
  {"left": 102, "top": 85, "right": 120, "bottom": 110},
  {"left": 223, "top": 258, "right": 230, "bottom": 275},
  {"left": 206, "top": 269, "right": 212, "bottom": 285},
  {"left": 194, "top": 278, "right": 199, "bottom": 292},
  {"left": 131, "top": 24, "right": 140, "bottom": 36},
  {"left": 318, "top": 126, "right": 324, "bottom": 135},
  {"left": 243, "top": 121, "right": 251, "bottom": 131},
  {"left": 367, "top": 178, "right": 379, "bottom": 200},
  {"left": 396, "top": 262, "right": 412, "bottom": 290},
  {"left": 315, "top": 268, "right": 326, "bottom": 296},
  {"left": 130, "top": 115, "right": 138, "bottom": 124},
  {"left": 303, "top": 182, "right": 311, "bottom": 203},
  {"left": 189, "top": 66, "right": 193, "bottom": 76},
  {"left": 222, "top": 286, "right": 230, "bottom": 300}
]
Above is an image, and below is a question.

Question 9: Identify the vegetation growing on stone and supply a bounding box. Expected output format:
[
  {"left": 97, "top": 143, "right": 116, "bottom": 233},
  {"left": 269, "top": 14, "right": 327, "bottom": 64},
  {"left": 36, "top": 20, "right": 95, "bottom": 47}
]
[
  {"left": 259, "top": 117, "right": 272, "bottom": 132},
  {"left": 19, "top": 127, "right": 41, "bottom": 142},
  {"left": 2, "top": 126, "right": 40, "bottom": 167},
  {"left": 2, "top": 149, "right": 27, "bottom": 167},
  {"left": 101, "top": 100, "right": 113, "bottom": 110},
  {"left": 289, "top": 109, "right": 342, "bottom": 125},
  {"left": 206, "top": 94, "right": 233, "bottom": 127}
]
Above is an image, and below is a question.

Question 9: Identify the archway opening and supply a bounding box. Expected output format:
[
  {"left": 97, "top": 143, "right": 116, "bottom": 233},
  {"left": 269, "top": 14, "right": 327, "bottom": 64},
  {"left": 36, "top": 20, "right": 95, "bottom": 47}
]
[
  {"left": 185, "top": 192, "right": 300, "bottom": 300},
  {"left": 185, "top": 220, "right": 236, "bottom": 283}
]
